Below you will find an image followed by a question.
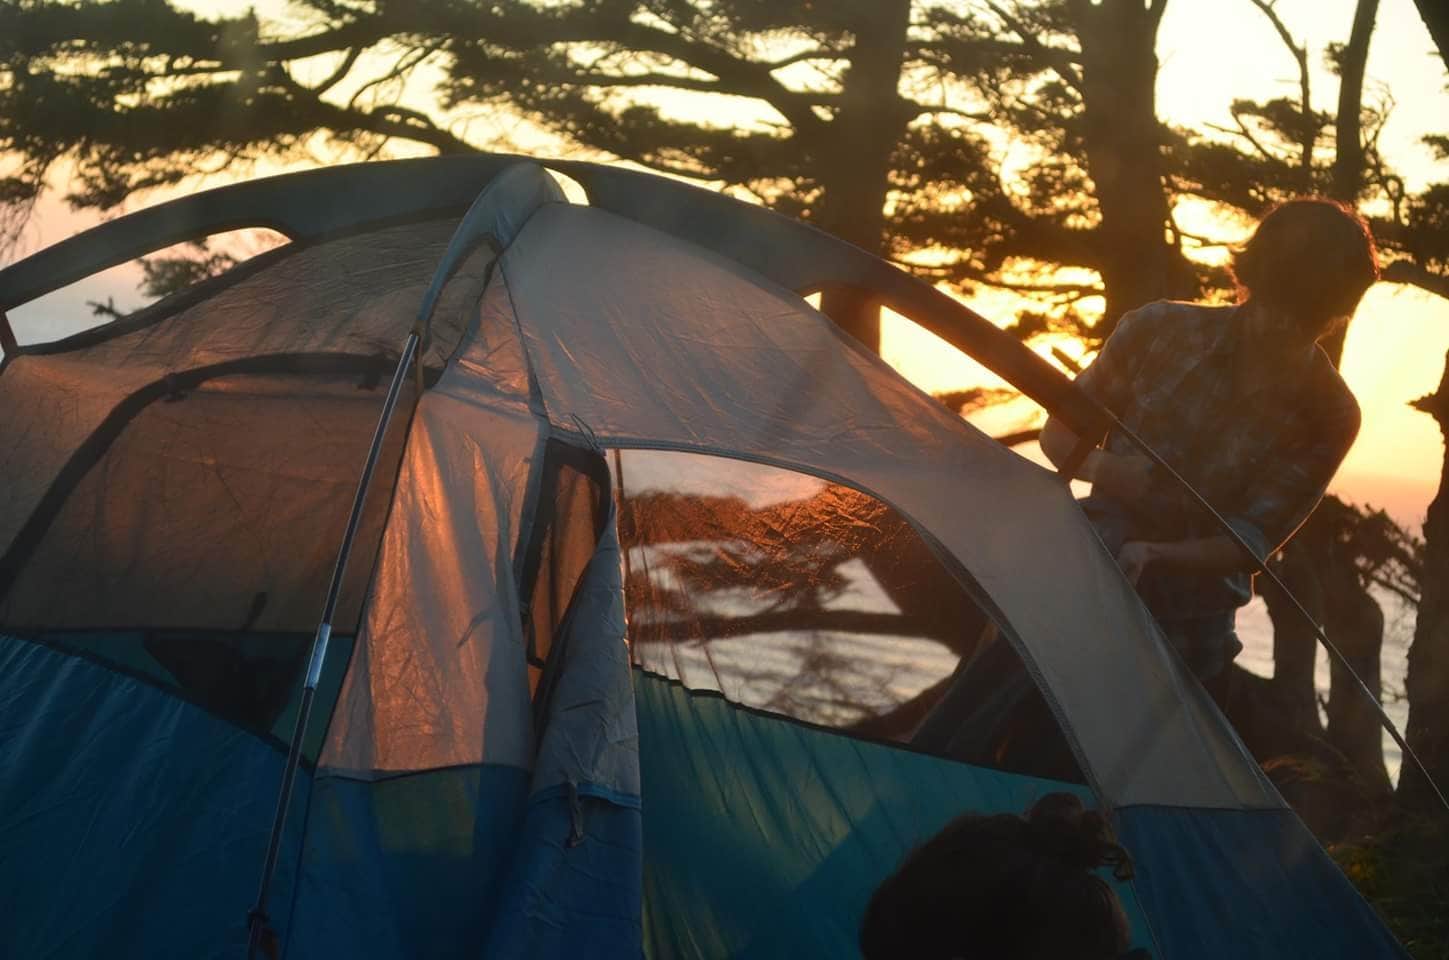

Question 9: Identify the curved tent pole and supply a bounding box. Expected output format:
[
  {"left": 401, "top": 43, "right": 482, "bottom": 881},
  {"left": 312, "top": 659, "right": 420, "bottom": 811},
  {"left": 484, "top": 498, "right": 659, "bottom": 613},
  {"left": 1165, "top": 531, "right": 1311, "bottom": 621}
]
[
  {"left": 0, "top": 154, "right": 1107, "bottom": 441},
  {"left": 0, "top": 156, "right": 529, "bottom": 316}
]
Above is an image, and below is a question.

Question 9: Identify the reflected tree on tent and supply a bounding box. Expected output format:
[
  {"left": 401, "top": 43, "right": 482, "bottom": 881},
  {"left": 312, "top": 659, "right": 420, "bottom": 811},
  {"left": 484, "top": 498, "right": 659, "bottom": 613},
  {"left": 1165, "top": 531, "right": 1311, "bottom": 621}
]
[{"left": 617, "top": 477, "right": 987, "bottom": 733}]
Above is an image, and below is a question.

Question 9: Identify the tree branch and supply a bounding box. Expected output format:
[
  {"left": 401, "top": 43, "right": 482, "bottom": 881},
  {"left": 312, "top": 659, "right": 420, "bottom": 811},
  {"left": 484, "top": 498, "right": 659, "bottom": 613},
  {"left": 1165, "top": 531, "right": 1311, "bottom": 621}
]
[
  {"left": 259, "top": 19, "right": 398, "bottom": 64},
  {"left": 908, "top": 103, "right": 991, "bottom": 122},
  {"left": 766, "top": 46, "right": 835, "bottom": 71},
  {"left": 1383, "top": 260, "right": 1449, "bottom": 300},
  {"left": 518, "top": 16, "right": 835, "bottom": 139},
  {"left": 346, "top": 41, "right": 443, "bottom": 110},
  {"left": 1247, "top": 0, "right": 1314, "bottom": 186},
  {"left": 981, "top": 0, "right": 1085, "bottom": 92},
  {"left": 1208, "top": 114, "right": 1281, "bottom": 164},
  {"left": 312, "top": 45, "right": 363, "bottom": 96}
]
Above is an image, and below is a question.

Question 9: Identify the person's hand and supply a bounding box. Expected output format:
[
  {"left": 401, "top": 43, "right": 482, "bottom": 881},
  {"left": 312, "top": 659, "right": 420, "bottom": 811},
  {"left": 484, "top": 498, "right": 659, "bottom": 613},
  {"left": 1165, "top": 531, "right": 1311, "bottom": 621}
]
[
  {"left": 1089, "top": 452, "right": 1154, "bottom": 500},
  {"left": 1115, "top": 541, "right": 1158, "bottom": 586}
]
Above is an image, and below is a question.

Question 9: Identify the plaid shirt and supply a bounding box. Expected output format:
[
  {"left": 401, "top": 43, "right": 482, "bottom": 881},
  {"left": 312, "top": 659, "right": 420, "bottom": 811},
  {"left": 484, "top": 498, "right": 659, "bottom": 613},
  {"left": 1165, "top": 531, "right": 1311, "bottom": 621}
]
[{"left": 1075, "top": 299, "right": 1360, "bottom": 618}]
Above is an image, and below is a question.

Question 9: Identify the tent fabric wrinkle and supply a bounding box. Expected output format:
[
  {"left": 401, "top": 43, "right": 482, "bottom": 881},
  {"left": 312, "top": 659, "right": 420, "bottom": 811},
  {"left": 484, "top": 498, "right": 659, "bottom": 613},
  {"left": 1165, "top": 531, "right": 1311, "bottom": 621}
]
[
  {"left": 451, "top": 269, "right": 537, "bottom": 408},
  {"left": 320, "top": 392, "right": 541, "bottom": 775},
  {"left": 528, "top": 503, "right": 641, "bottom": 800}
]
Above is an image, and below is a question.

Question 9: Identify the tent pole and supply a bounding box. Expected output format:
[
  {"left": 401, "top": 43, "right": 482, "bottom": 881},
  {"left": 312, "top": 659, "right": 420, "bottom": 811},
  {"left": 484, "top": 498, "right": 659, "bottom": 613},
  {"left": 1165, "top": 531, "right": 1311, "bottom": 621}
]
[
  {"left": 1106, "top": 412, "right": 1449, "bottom": 817},
  {"left": 245, "top": 332, "right": 420, "bottom": 957},
  {"left": 244, "top": 174, "right": 518, "bottom": 953}
]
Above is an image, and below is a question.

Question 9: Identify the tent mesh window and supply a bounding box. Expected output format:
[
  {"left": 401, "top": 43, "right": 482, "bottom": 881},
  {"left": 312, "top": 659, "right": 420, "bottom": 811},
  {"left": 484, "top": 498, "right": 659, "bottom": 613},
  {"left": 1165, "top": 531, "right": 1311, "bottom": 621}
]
[
  {"left": 0, "top": 218, "right": 492, "bottom": 750},
  {"left": 610, "top": 448, "right": 1084, "bottom": 784}
]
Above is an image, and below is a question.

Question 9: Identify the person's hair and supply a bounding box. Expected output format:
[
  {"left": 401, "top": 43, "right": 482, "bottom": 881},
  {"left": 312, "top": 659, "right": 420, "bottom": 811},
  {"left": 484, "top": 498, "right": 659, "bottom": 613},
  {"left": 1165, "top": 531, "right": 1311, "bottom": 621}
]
[
  {"left": 859, "top": 792, "right": 1134, "bottom": 960},
  {"left": 1230, "top": 197, "right": 1379, "bottom": 337}
]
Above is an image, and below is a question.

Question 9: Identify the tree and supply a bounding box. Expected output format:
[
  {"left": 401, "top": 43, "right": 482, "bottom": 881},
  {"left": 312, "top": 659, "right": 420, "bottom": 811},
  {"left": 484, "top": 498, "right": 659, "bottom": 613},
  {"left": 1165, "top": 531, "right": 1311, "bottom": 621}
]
[
  {"left": 0, "top": 0, "right": 955, "bottom": 349},
  {"left": 901, "top": 0, "right": 1203, "bottom": 336},
  {"left": 1154, "top": 0, "right": 1396, "bottom": 784},
  {"left": 1402, "top": 354, "right": 1449, "bottom": 814},
  {"left": 1259, "top": 0, "right": 1393, "bottom": 792},
  {"left": 1397, "top": 4, "right": 1449, "bottom": 816},
  {"left": 457, "top": 0, "right": 1203, "bottom": 337},
  {"left": 2, "top": 0, "right": 1210, "bottom": 351},
  {"left": 1413, "top": 0, "right": 1449, "bottom": 69}
]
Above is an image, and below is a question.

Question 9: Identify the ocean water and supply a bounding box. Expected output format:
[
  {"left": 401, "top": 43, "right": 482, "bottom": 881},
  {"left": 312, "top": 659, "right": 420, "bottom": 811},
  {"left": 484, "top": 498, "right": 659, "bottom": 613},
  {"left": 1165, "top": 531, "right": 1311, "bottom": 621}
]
[{"left": 1236, "top": 588, "right": 1415, "bottom": 781}]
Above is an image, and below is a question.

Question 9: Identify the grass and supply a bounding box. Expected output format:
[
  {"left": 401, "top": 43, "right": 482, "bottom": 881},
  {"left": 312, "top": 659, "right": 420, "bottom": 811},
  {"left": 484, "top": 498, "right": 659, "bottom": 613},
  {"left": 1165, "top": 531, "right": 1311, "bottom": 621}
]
[{"left": 1331, "top": 814, "right": 1449, "bottom": 959}]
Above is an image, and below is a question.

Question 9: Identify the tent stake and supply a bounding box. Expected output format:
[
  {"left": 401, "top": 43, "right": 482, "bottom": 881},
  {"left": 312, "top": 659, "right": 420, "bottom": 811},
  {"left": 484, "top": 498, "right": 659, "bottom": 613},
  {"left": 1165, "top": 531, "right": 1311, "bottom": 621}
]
[{"left": 245, "top": 331, "right": 420, "bottom": 957}]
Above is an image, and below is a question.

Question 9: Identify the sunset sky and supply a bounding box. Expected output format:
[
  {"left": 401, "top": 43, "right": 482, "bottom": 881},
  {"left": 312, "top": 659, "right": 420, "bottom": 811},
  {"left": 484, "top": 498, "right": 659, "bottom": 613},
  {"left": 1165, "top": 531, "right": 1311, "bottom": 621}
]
[{"left": 7, "top": 0, "right": 1449, "bottom": 528}]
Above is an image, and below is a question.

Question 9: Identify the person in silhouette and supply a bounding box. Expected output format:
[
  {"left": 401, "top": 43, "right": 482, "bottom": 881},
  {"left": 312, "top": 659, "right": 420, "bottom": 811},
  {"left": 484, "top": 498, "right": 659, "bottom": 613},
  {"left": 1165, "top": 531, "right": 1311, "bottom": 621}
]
[
  {"left": 860, "top": 792, "right": 1139, "bottom": 960},
  {"left": 1041, "top": 197, "right": 1379, "bottom": 700}
]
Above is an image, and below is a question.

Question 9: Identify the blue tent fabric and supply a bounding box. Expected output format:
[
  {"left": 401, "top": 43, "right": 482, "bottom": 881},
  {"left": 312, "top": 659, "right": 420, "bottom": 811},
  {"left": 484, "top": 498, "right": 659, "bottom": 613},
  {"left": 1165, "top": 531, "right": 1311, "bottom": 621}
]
[
  {"left": 1117, "top": 805, "right": 1407, "bottom": 959},
  {"left": 0, "top": 629, "right": 640, "bottom": 960},
  {"left": 284, "top": 766, "right": 530, "bottom": 959},
  {"left": 481, "top": 790, "right": 643, "bottom": 958},
  {"left": 0, "top": 626, "right": 1407, "bottom": 960},
  {"left": 0, "top": 632, "right": 310, "bottom": 959},
  {"left": 13, "top": 628, "right": 354, "bottom": 761},
  {"left": 633, "top": 669, "right": 1156, "bottom": 958},
  {"left": 483, "top": 505, "right": 644, "bottom": 957}
]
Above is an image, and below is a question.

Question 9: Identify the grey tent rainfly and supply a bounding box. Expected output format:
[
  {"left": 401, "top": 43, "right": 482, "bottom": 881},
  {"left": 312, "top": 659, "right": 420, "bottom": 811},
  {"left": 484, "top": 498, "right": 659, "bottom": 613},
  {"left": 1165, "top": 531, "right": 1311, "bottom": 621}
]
[{"left": 0, "top": 157, "right": 1424, "bottom": 958}]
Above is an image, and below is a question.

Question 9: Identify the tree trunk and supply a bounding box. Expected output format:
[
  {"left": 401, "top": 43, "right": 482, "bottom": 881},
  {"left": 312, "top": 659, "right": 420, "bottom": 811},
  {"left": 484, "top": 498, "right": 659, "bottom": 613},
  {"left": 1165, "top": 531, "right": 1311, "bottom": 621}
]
[
  {"left": 1320, "top": 0, "right": 1379, "bottom": 361},
  {"left": 1400, "top": 351, "right": 1449, "bottom": 814},
  {"left": 1067, "top": 0, "right": 1197, "bottom": 328},
  {"left": 1260, "top": 0, "right": 1388, "bottom": 785},
  {"left": 814, "top": 0, "right": 913, "bottom": 353},
  {"left": 1311, "top": 318, "right": 1391, "bottom": 792},
  {"left": 1331, "top": 0, "right": 1378, "bottom": 203},
  {"left": 1323, "top": 525, "right": 1392, "bottom": 794},
  {"left": 1412, "top": 0, "right": 1449, "bottom": 69},
  {"left": 1261, "top": 532, "right": 1328, "bottom": 743}
]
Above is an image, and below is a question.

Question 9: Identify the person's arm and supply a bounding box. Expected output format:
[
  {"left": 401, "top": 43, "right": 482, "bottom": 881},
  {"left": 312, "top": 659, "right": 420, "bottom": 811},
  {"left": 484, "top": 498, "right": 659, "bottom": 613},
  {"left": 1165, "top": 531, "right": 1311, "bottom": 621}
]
[
  {"left": 1043, "top": 304, "right": 1162, "bottom": 499},
  {"left": 1039, "top": 416, "right": 1155, "bottom": 501},
  {"left": 1114, "top": 536, "right": 1242, "bottom": 585}
]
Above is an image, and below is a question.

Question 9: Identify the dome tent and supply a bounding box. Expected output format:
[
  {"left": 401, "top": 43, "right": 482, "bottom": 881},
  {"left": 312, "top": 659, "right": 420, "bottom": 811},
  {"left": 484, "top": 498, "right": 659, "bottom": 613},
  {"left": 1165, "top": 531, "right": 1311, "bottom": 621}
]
[{"left": 0, "top": 157, "right": 1405, "bottom": 958}]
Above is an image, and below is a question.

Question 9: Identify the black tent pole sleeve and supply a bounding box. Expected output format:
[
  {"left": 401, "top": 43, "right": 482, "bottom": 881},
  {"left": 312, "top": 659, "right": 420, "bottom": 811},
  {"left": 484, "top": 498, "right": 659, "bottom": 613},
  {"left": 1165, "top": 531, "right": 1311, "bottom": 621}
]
[
  {"left": 1057, "top": 434, "right": 1098, "bottom": 482},
  {"left": 245, "top": 331, "right": 420, "bottom": 958},
  {"left": 1105, "top": 410, "right": 1449, "bottom": 817},
  {"left": 0, "top": 312, "right": 16, "bottom": 374}
]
